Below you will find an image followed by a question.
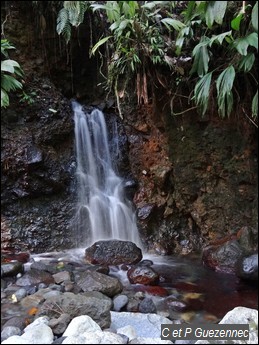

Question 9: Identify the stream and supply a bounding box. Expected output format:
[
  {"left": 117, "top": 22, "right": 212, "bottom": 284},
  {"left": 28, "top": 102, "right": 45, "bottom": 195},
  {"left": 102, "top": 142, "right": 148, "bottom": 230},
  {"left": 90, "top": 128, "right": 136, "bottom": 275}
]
[{"left": 29, "top": 249, "right": 258, "bottom": 323}]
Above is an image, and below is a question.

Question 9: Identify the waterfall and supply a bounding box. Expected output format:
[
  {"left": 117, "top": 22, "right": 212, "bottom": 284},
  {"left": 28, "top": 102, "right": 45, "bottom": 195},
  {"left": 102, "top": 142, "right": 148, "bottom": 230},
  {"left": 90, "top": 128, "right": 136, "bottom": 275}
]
[{"left": 72, "top": 101, "right": 142, "bottom": 248}]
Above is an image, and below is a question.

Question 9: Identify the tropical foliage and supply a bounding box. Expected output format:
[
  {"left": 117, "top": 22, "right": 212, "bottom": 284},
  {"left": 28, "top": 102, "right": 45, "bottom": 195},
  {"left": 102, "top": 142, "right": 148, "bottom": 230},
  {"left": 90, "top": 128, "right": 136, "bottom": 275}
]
[
  {"left": 55, "top": 1, "right": 258, "bottom": 121},
  {"left": 1, "top": 39, "right": 24, "bottom": 108}
]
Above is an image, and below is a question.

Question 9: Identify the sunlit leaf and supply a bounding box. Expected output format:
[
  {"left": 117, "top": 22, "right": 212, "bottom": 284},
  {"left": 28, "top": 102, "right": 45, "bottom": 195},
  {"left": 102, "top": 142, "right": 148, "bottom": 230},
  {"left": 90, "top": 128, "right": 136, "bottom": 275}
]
[
  {"left": 91, "top": 36, "right": 112, "bottom": 56},
  {"left": 213, "top": 1, "right": 227, "bottom": 25},
  {"left": 251, "top": 2, "right": 258, "bottom": 32},
  {"left": 1, "top": 60, "right": 21, "bottom": 74},
  {"left": 231, "top": 13, "right": 243, "bottom": 31}
]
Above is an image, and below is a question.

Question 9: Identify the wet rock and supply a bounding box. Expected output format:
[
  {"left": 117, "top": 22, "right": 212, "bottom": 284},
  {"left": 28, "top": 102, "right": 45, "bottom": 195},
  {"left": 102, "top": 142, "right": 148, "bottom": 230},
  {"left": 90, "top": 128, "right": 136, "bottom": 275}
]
[
  {"left": 52, "top": 271, "right": 72, "bottom": 284},
  {"left": 16, "top": 268, "right": 54, "bottom": 286},
  {"left": 124, "top": 178, "right": 139, "bottom": 201},
  {"left": 13, "top": 288, "right": 27, "bottom": 301},
  {"left": 126, "top": 296, "right": 142, "bottom": 312},
  {"left": 48, "top": 313, "right": 71, "bottom": 335},
  {"left": 1, "top": 261, "right": 24, "bottom": 278},
  {"left": 236, "top": 253, "right": 258, "bottom": 281},
  {"left": 85, "top": 240, "right": 142, "bottom": 265},
  {"left": 26, "top": 145, "right": 43, "bottom": 165},
  {"left": 113, "top": 294, "right": 129, "bottom": 311},
  {"left": 138, "top": 297, "right": 157, "bottom": 314},
  {"left": 127, "top": 266, "right": 159, "bottom": 285},
  {"left": 38, "top": 291, "right": 112, "bottom": 329},
  {"left": 166, "top": 298, "right": 188, "bottom": 312},
  {"left": 2, "top": 317, "right": 27, "bottom": 331},
  {"left": 202, "top": 240, "right": 244, "bottom": 274},
  {"left": 30, "top": 261, "right": 58, "bottom": 275},
  {"left": 137, "top": 204, "right": 156, "bottom": 220},
  {"left": 76, "top": 270, "right": 123, "bottom": 297},
  {"left": 1, "top": 327, "right": 22, "bottom": 342},
  {"left": 138, "top": 260, "right": 153, "bottom": 266}
]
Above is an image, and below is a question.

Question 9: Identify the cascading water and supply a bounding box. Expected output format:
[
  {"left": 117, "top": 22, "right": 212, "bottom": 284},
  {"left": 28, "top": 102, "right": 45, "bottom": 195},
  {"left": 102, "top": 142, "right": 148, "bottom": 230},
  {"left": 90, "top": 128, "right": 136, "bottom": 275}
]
[{"left": 72, "top": 101, "right": 142, "bottom": 248}]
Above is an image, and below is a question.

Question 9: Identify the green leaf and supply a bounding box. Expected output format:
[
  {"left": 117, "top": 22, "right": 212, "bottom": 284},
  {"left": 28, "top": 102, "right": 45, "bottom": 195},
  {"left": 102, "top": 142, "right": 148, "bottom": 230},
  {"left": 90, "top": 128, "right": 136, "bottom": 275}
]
[
  {"left": 216, "top": 66, "right": 235, "bottom": 117},
  {"left": 190, "top": 37, "right": 210, "bottom": 77},
  {"left": 235, "top": 33, "right": 258, "bottom": 56},
  {"left": 231, "top": 13, "right": 243, "bottom": 31},
  {"left": 237, "top": 53, "right": 255, "bottom": 72},
  {"left": 91, "top": 36, "right": 112, "bottom": 56},
  {"left": 1, "top": 60, "right": 21, "bottom": 74},
  {"left": 205, "top": 1, "right": 227, "bottom": 28},
  {"left": 1, "top": 88, "right": 9, "bottom": 108},
  {"left": 1, "top": 74, "right": 23, "bottom": 92},
  {"left": 252, "top": 90, "right": 258, "bottom": 117},
  {"left": 118, "top": 19, "right": 130, "bottom": 32},
  {"left": 193, "top": 72, "right": 212, "bottom": 116},
  {"left": 128, "top": 1, "right": 139, "bottom": 17},
  {"left": 235, "top": 37, "right": 250, "bottom": 56},
  {"left": 209, "top": 31, "right": 232, "bottom": 46},
  {"left": 213, "top": 1, "right": 227, "bottom": 25},
  {"left": 251, "top": 2, "right": 258, "bottom": 33},
  {"left": 161, "top": 18, "right": 185, "bottom": 31},
  {"left": 247, "top": 32, "right": 258, "bottom": 50},
  {"left": 205, "top": 2, "right": 214, "bottom": 28}
]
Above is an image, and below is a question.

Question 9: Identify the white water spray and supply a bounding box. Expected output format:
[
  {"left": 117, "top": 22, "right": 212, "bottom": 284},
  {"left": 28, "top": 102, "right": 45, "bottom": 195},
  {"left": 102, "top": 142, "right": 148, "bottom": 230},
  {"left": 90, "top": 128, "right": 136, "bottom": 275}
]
[{"left": 72, "top": 102, "right": 141, "bottom": 248}]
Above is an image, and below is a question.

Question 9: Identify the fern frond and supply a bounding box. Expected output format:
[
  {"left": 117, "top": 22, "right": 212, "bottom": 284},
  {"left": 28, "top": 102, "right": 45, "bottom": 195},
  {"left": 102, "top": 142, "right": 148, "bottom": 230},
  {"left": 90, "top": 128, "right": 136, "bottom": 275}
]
[
  {"left": 1, "top": 74, "right": 23, "bottom": 92},
  {"left": 57, "top": 8, "right": 71, "bottom": 42},
  {"left": 193, "top": 72, "right": 212, "bottom": 116}
]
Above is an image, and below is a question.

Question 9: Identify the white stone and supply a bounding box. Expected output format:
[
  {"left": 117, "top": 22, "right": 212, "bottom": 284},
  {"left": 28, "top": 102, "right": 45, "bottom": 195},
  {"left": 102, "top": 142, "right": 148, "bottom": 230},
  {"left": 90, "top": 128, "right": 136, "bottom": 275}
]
[
  {"left": 195, "top": 307, "right": 258, "bottom": 344},
  {"left": 63, "top": 315, "right": 101, "bottom": 337},
  {"left": 219, "top": 306, "right": 258, "bottom": 325},
  {"left": 1, "top": 336, "right": 29, "bottom": 344},
  {"left": 117, "top": 325, "right": 137, "bottom": 341},
  {"left": 111, "top": 311, "right": 172, "bottom": 339},
  {"left": 22, "top": 324, "right": 53, "bottom": 344},
  {"left": 92, "top": 330, "right": 125, "bottom": 344},
  {"left": 24, "top": 316, "right": 49, "bottom": 331},
  {"left": 62, "top": 335, "right": 89, "bottom": 344}
]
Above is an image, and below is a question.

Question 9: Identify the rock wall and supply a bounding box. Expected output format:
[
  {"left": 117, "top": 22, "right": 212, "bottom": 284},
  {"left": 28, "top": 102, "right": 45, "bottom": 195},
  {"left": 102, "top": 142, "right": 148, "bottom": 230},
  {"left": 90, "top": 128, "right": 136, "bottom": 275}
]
[{"left": 123, "top": 105, "right": 258, "bottom": 256}]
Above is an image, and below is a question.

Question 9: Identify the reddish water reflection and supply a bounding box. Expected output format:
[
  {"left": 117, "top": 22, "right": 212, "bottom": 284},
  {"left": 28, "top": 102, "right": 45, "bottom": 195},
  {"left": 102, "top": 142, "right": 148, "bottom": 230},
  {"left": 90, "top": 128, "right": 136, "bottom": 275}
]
[{"left": 142, "top": 254, "right": 258, "bottom": 320}]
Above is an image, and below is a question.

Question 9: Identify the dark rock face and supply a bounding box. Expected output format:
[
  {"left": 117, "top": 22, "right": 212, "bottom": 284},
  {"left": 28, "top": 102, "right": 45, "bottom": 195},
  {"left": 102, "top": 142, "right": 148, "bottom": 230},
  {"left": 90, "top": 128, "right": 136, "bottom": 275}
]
[
  {"left": 85, "top": 240, "right": 143, "bottom": 265},
  {"left": 1, "top": 83, "right": 77, "bottom": 253}
]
